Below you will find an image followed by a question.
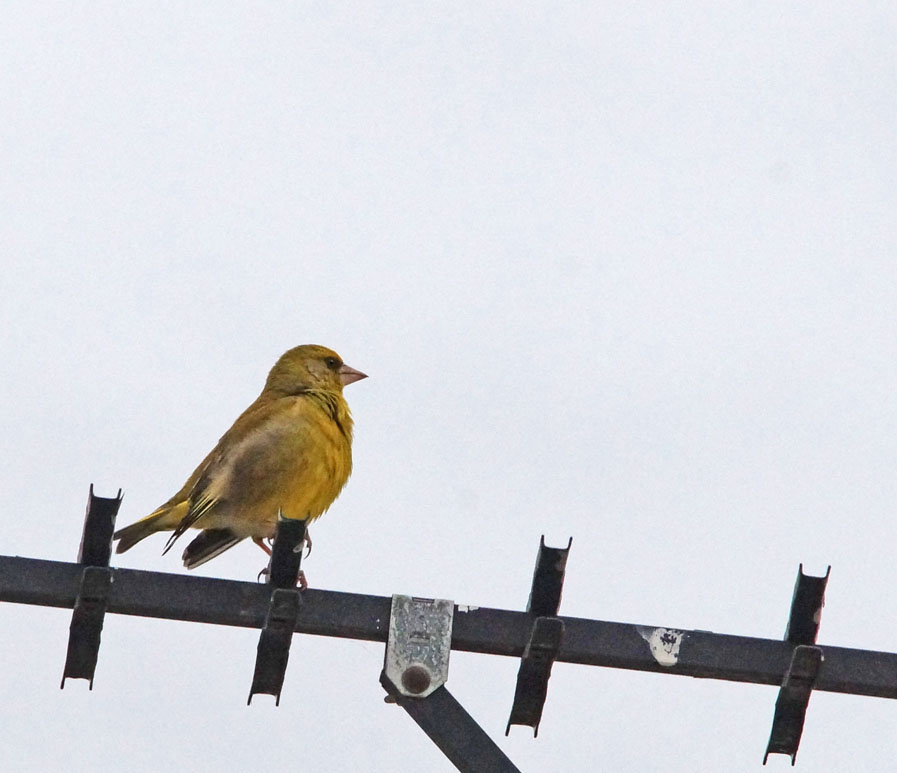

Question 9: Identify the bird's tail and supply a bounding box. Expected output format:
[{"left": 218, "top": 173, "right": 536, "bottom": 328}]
[{"left": 113, "top": 503, "right": 187, "bottom": 554}]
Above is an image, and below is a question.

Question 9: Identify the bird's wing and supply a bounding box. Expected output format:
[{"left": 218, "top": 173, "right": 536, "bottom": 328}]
[
  {"left": 162, "top": 487, "right": 219, "bottom": 554},
  {"left": 162, "top": 395, "right": 296, "bottom": 553},
  {"left": 181, "top": 528, "right": 245, "bottom": 569}
]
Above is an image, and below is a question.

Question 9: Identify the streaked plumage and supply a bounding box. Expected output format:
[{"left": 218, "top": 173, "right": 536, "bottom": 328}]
[{"left": 113, "top": 344, "right": 366, "bottom": 570}]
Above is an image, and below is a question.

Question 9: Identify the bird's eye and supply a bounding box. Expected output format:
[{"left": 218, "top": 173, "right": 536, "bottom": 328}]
[{"left": 325, "top": 357, "right": 339, "bottom": 369}]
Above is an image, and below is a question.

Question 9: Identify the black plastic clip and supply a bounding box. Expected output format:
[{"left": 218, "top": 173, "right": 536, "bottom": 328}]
[
  {"left": 764, "top": 564, "right": 830, "bottom": 765},
  {"left": 506, "top": 535, "right": 572, "bottom": 736},
  {"left": 61, "top": 485, "right": 122, "bottom": 689},
  {"left": 247, "top": 516, "right": 306, "bottom": 705}
]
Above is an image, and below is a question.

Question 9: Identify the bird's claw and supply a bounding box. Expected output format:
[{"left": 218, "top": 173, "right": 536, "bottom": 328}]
[{"left": 257, "top": 565, "right": 307, "bottom": 590}]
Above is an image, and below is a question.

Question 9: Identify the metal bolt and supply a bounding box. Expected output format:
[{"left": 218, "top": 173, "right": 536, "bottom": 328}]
[{"left": 401, "top": 664, "right": 431, "bottom": 695}]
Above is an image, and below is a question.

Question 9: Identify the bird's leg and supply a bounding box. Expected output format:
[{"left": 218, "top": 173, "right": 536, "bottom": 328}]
[
  {"left": 254, "top": 532, "right": 310, "bottom": 557},
  {"left": 254, "top": 538, "right": 273, "bottom": 582},
  {"left": 253, "top": 536, "right": 272, "bottom": 556},
  {"left": 254, "top": 536, "right": 308, "bottom": 589}
]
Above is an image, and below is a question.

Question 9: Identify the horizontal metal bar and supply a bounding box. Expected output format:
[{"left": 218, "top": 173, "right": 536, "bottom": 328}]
[
  {"left": 2, "top": 555, "right": 896, "bottom": 699},
  {"left": 0, "top": 555, "right": 390, "bottom": 637}
]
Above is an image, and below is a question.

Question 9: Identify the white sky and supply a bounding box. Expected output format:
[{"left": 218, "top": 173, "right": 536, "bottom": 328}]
[{"left": 2, "top": 3, "right": 896, "bottom": 771}]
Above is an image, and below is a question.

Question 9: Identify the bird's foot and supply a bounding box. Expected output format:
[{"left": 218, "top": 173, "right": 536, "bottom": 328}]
[
  {"left": 253, "top": 536, "right": 273, "bottom": 556},
  {"left": 256, "top": 565, "right": 308, "bottom": 589}
]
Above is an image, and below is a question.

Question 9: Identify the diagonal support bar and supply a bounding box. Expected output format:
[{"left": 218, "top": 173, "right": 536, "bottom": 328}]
[{"left": 381, "top": 673, "right": 521, "bottom": 773}]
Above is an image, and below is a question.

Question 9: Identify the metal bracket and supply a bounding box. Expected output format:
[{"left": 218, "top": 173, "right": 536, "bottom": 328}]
[
  {"left": 764, "top": 564, "right": 830, "bottom": 764},
  {"left": 526, "top": 536, "right": 572, "bottom": 617},
  {"left": 785, "top": 564, "right": 830, "bottom": 645},
  {"left": 381, "top": 597, "right": 519, "bottom": 772},
  {"left": 61, "top": 485, "right": 122, "bottom": 689},
  {"left": 764, "top": 646, "right": 823, "bottom": 765},
  {"left": 506, "top": 536, "right": 572, "bottom": 736},
  {"left": 506, "top": 616, "right": 564, "bottom": 736},
  {"left": 247, "top": 517, "right": 306, "bottom": 705},
  {"left": 61, "top": 566, "right": 113, "bottom": 688},
  {"left": 383, "top": 595, "right": 453, "bottom": 698},
  {"left": 248, "top": 588, "right": 302, "bottom": 705}
]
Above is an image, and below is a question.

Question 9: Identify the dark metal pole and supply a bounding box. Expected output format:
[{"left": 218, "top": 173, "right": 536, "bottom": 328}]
[{"left": 2, "top": 555, "right": 897, "bottom": 699}]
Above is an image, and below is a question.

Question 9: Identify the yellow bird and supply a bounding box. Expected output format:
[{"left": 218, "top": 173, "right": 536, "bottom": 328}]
[{"left": 113, "top": 344, "right": 366, "bottom": 575}]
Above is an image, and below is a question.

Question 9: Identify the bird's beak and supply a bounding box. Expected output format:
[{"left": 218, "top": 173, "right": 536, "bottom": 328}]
[{"left": 339, "top": 363, "right": 368, "bottom": 386}]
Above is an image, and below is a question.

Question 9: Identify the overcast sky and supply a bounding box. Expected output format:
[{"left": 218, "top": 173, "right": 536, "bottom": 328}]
[{"left": 2, "top": 3, "right": 897, "bottom": 771}]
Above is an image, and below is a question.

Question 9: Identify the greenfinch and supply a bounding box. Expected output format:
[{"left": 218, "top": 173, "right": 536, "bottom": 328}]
[{"left": 114, "top": 345, "right": 366, "bottom": 573}]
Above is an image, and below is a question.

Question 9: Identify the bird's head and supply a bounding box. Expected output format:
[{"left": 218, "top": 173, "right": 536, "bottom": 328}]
[{"left": 264, "top": 344, "right": 367, "bottom": 395}]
